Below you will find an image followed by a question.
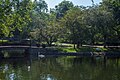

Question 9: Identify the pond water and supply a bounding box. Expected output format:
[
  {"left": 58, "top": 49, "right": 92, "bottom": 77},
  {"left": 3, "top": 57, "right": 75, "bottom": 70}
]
[{"left": 0, "top": 56, "right": 120, "bottom": 80}]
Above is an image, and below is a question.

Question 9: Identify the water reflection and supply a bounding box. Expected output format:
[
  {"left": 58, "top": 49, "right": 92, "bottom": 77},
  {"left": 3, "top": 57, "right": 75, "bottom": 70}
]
[
  {"left": 40, "top": 74, "right": 57, "bottom": 80},
  {"left": 0, "top": 57, "right": 120, "bottom": 80}
]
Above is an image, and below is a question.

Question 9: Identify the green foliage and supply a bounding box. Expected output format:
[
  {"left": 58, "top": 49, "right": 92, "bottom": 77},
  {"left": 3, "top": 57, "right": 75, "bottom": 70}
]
[
  {"left": 55, "top": 0, "right": 74, "bottom": 18},
  {"left": 1, "top": 0, "right": 119, "bottom": 49},
  {"left": 60, "top": 7, "right": 88, "bottom": 48},
  {"left": 0, "top": 0, "right": 13, "bottom": 37},
  {"left": 0, "top": 0, "right": 33, "bottom": 38},
  {"left": 30, "top": 0, "right": 120, "bottom": 49},
  {"left": 34, "top": 0, "right": 48, "bottom": 13}
]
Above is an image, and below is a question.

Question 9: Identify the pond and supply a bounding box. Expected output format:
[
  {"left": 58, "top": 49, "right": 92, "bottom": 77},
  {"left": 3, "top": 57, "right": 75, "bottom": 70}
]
[{"left": 0, "top": 56, "right": 120, "bottom": 80}]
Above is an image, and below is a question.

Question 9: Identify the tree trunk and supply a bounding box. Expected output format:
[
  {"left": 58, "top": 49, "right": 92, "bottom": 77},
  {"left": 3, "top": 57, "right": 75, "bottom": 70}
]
[
  {"left": 103, "top": 35, "right": 107, "bottom": 48},
  {"left": 77, "top": 41, "right": 82, "bottom": 48},
  {"left": 91, "top": 38, "right": 95, "bottom": 46},
  {"left": 47, "top": 41, "right": 52, "bottom": 47},
  {"left": 49, "top": 42, "right": 52, "bottom": 47},
  {"left": 77, "top": 43, "right": 79, "bottom": 48},
  {"left": 73, "top": 43, "right": 76, "bottom": 49}
]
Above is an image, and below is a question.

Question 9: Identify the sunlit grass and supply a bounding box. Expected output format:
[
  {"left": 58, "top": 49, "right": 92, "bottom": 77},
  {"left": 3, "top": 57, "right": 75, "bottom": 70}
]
[
  {"left": 57, "top": 44, "right": 109, "bottom": 52},
  {"left": 58, "top": 48, "right": 76, "bottom": 52},
  {"left": 0, "top": 40, "right": 8, "bottom": 43}
]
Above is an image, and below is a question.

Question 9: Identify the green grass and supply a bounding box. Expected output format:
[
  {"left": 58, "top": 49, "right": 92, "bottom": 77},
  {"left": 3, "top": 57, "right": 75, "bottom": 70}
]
[
  {"left": 78, "top": 47, "right": 93, "bottom": 52},
  {"left": 57, "top": 47, "right": 77, "bottom": 52},
  {"left": 0, "top": 40, "right": 8, "bottom": 43},
  {"left": 55, "top": 42, "right": 111, "bottom": 52},
  {"left": 57, "top": 46, "right": 108, "bottom": 52},
  {"left": 53, "top": 42, "right": 73, "bottom": 47}
]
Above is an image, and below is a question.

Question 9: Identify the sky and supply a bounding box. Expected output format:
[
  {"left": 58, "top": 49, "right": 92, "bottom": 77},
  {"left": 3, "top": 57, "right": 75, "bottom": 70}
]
[{"left": 44, "top": 0, "right": 102, "bottom": 9}]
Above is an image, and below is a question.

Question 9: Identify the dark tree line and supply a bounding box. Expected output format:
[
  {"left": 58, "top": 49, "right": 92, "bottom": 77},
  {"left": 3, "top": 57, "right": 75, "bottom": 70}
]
[{"left": 0, "top": 0, "right": 119, "bottom": 48}]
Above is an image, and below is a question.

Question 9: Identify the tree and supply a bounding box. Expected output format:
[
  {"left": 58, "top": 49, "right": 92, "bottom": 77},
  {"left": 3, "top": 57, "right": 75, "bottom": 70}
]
[
  {"left": 0, "top": 0, "right": 13, "bottom": 38},
  {"left": 55, "top": 0, "right": 74, "bottom": 18},
  {"left": 12, "top": 0, "right": 33, "bottom": 38},
  {"left": 0, "top": 0, "right": 33, "bottom": 39},
  {"left": 32, "top": 13, "right": 63, "bottom": 46},
  {"left": 29, "top": 0, "right": 48, "bottom": 41},
  {"left": 34, "top": 0, "right": 48, "bottom": 13},
  {"left": 101, "top": 0, "right": 120, "bottom": 44},
  {"left": 61, "top": 7, "right": 86, "bottom": 48}
]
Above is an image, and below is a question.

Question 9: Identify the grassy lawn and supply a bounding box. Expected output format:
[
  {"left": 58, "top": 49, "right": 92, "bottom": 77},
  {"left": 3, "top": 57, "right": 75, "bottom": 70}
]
[
  {"left": 57, "top": 47, "right": 108, "bottom": 52},
  {"left": 57, "top": 47, "right": 77, "bottom": 52},
  {"left": 0, "top": 40, "right": 8, "bottom": 43},
  {"left": 0, "top": 40, "right": 8, "bottom": 45},
  {"left": 56, "top": 43, "right": 109, "bottom": 52}
]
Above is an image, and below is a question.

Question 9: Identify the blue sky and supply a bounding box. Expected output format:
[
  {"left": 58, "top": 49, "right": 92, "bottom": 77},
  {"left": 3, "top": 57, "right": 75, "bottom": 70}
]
[{"left": 44, "top": 0, "right": 102, "bottom": 9}]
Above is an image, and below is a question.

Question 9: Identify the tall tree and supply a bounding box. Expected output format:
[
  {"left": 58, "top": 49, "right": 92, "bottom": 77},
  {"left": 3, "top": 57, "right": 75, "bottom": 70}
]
[
  {"left": 12, "top": 0, "right": 33, "bottom": 38},
  {"left": 61, "top": 7, "right": 86, "bottom": 48},
  {"left": 34, "top": 0, "right": 48, "bottom": 13},
  {"left": 55, "top": 0, "right": 74, "bottom": 18},
  {"left": 29, "top": 0, "right": 48, "bottom": 41},
  {"left": 101, "top": 0, "right": 120, "bottom": 46}
]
